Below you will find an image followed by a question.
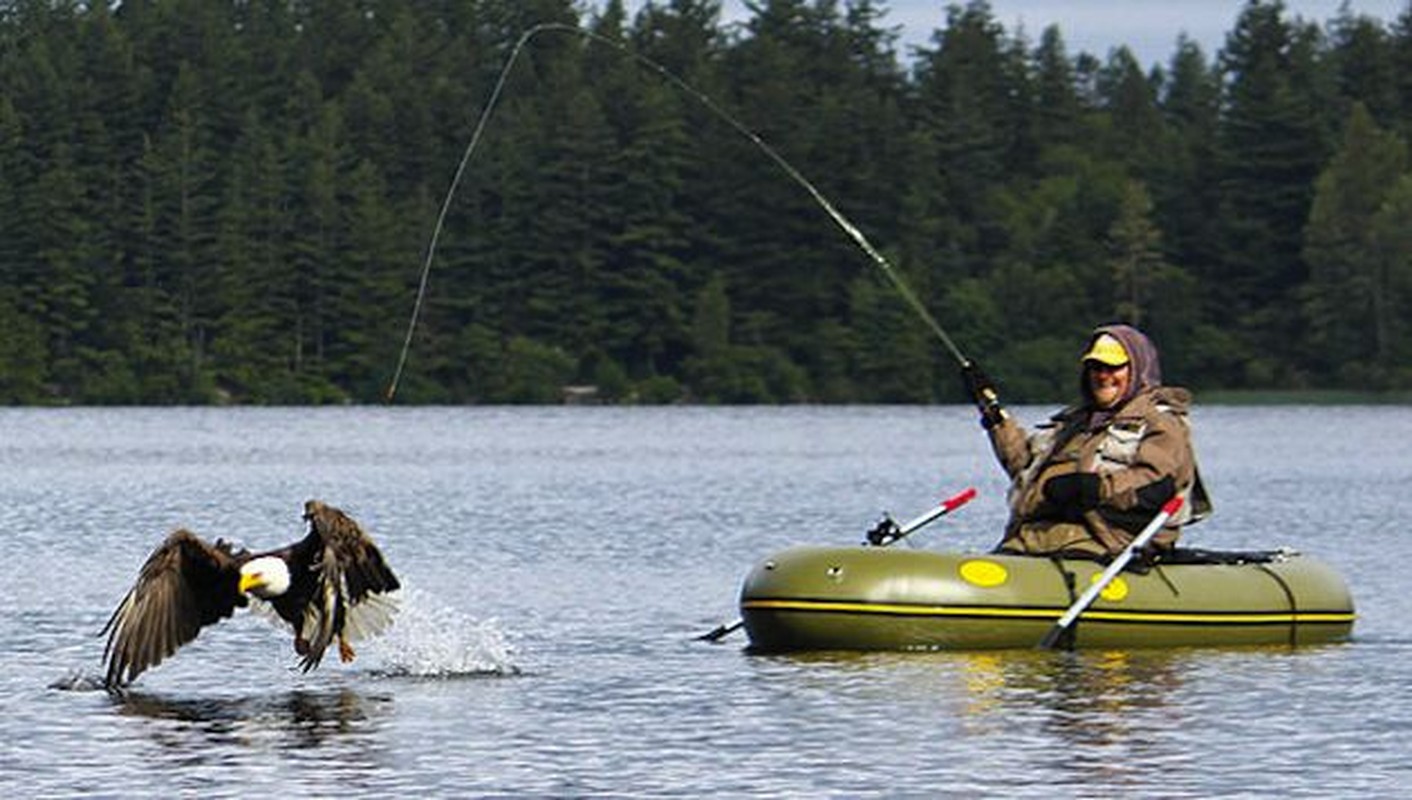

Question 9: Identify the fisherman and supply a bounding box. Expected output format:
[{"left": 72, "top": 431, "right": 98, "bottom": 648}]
[{"left": 961, "top": 324, "right": 1210, "bottom": 557}]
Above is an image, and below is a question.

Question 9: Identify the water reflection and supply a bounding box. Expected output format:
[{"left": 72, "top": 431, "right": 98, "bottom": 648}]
[
  {"left": 112, "top": 687, "right": 391, "bottom": 753},
  {"left": 751, "top": 648, "right": 1186, "bottom": 718},
  {"left": 750, "top": 648, "right": 1194, "bottom": 780},
  {"left": 1035, "top": 651, "right": 1181, "bottom": 732}
]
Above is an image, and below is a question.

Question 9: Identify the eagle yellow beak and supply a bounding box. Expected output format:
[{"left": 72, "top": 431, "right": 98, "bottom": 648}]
[{"left": 238, "top": 573, "right": 264, "bottom": 594}]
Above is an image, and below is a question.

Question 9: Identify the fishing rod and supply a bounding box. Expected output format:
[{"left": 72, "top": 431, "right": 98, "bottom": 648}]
[{"left": 385, "top": 21, "right": 973, "bottom": 402}]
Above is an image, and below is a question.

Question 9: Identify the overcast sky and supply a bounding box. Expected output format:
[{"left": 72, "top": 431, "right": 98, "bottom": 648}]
[{"left": 618, "top": 1, "right": 1409, "bottom": 67}]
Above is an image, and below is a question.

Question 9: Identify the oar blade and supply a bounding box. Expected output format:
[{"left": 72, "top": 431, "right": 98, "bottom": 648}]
[
  {"left": 1037, "top": 621, "right": 1073, "bottom": 651},
  {"left": 697, "top": 620, "right": 743, "bottom": 642}
]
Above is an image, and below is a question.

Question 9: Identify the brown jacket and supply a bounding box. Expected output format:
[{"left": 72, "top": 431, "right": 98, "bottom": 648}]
[{"left": 988, "top": 386, "right": 1206, "bottom": 556}]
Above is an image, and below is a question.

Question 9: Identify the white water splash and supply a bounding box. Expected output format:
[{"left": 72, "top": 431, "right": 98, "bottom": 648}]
[
  {"left": 48, "top": 668, "right": 107, "bottom": 692},
  {"left": 366, "top": 588, "right": 520, "bottom": 678}
]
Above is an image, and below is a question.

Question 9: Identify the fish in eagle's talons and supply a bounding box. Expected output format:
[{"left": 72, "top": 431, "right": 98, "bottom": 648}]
[{"left": 101, "top": 500, "right": 400, "bottom": 689}]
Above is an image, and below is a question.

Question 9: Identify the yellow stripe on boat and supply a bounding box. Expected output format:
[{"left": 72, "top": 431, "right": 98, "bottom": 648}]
[{"left": 742, "top": 598, "right": 1356, "bottom": 626}]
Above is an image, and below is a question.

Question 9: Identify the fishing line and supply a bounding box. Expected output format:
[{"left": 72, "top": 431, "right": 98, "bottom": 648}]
[{"left": 386, "top": 21, "right": 968, "bottom": 402}]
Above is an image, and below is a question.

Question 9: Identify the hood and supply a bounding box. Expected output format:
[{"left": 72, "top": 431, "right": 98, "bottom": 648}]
[{"left": 1079, "top": 323, "right": 1162, "bottom": 410}]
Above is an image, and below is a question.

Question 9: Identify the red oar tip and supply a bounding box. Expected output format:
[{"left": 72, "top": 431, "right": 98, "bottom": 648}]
[{"left": 943, "top": 487, "right": 978, "bottom": 511}]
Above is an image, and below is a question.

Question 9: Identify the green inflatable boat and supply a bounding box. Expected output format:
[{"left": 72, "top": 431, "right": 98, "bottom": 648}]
[{"left": 739, "top": 545, "right": 1356, "bottom": 651}]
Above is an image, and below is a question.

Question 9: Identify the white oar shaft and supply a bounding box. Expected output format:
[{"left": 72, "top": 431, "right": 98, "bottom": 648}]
[
  {"left": 892, "top": 487, "right": 978, "bottom": 541},
  {"left": 1041, "top": 495, "right": 1184, "bottom": 648}
]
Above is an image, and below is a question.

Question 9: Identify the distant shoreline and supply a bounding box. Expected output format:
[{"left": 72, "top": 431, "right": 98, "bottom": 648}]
[
  {"left": 1198, "top": 390, "right": 1412, "bottom": 406},
  {"left": 3, "top": 392, "right": 1410, "bottom": 408}
]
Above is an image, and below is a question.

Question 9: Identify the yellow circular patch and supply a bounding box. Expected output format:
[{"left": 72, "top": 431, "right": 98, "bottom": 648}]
[
  {"left": 1095, "top": 575, "right": 1129, "bottom": 602},
  {"left": 959, "top": 559, "right": 1009, "bottom": 588}
]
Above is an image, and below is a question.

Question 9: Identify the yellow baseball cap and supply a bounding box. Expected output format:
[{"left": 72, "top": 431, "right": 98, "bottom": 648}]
[{"left": 1081, "top": 333, "right": 1129, "bottom": 366}]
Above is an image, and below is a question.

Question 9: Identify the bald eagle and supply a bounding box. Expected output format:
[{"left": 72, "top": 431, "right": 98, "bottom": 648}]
[{"left": 101, "top": 500, "right": 401, "bottom": 688}]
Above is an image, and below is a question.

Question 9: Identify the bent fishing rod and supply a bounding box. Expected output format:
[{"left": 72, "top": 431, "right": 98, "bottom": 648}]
[{"left": 385, "top": 22, "right": 976, "bottom": 402}]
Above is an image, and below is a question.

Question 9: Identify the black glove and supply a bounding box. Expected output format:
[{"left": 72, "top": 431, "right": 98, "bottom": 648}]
[
  {"left": 1135, "top": 475, "right": 1177, "bottom": 512},
  {"left": 1042, "top": 472, "right": 1102, "bottom": 514},
  {"left": 959, "top": 360, "right": 1006, "bottom": 428}
]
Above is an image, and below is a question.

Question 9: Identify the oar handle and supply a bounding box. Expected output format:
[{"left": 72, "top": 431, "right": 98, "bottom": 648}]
[
  {"left": 1039, "top": 495, "right": 1184, "bottom": 650},
  {"left": 902, "top": 486, "right": 978, "bottom": 534}
]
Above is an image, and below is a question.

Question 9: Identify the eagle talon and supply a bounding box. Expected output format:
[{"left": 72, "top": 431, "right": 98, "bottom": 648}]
[{"left": 338, "top": 636, "right": 356, "bottom": 663}]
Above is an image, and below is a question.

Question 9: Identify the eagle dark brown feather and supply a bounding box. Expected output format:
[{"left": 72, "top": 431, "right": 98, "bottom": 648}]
[
  {"left": 287, "top": 500, "right": 402, "bottom": 671},
  {"left": 101, "top": 530, "right": 247, "bottom": 688}
]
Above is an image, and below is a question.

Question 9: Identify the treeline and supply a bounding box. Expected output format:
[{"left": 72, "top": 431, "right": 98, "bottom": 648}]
[{"left": 2, "top": 0, "right": 1412, "bottom": 405}]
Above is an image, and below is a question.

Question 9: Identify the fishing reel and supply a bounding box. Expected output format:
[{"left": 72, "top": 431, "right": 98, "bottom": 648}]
[{"left": 864, "top": 514, "right": 902, "bottom": 546}]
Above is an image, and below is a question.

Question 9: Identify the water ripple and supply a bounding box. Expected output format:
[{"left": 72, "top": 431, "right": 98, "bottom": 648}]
[{"left": 1, "top": 407, "right": 1408, "bottom": 796}]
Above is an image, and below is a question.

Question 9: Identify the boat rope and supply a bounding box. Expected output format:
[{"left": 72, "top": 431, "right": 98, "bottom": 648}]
[
  {"left": 1255, "top": 563, "right": 1300, "bottom": 647},
  {"left": 1046, "top": 556, "right": 1080, "bottom": 647},
  {"left": 1152, "top": 562, "right": 1179, "bottom": 596},
  {"left": 385, "top": 21, "right": 969, "bottom": 402}
]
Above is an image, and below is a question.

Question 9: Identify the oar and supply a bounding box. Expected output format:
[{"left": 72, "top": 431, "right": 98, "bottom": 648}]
[
  {"left": 1038, "top": 495, "right": 1184, "bottom": 650},
  {"left": 864, "top": 486, "right": 978, "bottom": 547},
  {"left": 697, "top": 487, "right": 978, "bottom": 642}
]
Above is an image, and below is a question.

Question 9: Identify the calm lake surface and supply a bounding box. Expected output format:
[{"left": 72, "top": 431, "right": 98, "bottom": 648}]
[{"left": 2, "top": 405, "right": 1409, "bottom": 797}]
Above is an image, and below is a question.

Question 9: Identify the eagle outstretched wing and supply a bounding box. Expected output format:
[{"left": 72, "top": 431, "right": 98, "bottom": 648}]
[
  {"left": 101, "top": 530, "right": 247, "bottom": 688},
  {"left": 294, "top": 500, "right": 401, "bottom": 671}
]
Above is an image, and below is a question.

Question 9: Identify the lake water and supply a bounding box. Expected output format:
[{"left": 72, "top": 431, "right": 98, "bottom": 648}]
[{"left": 1, "top": 405, "right": 1409, "bottom": 797}]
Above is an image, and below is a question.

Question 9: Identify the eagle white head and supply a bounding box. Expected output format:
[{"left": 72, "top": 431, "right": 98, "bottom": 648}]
[{"left": 238, "top": 556, "right": 291, "bottom": 599}]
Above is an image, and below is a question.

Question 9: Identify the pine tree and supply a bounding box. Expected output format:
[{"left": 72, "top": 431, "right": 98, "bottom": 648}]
[
  {"left": 911, "top": 0, "right": 1028, "bottom": 275},
  {"left": 1327, "top": 5, "right": 1397, "bottom": 124},
  {"left": 1155, "top": 36, "right": 1221, "bottom": 281},
  {"left": 1030, "top": 25, "right": 1083, "bottom": 150},
  {"left": 1367, "top": 175, "right": 1412, "bottom": 381},
  {"left": 1302, "top": 102, "right": 1406, "bottom": 383},
  {"left": 1214, "top": 1, "right": 1332, "bottom": 384},
  {"left": 210, "top": 109, "right": 291, "bottom": 402},
  {"left": 1106, "top": 180, "right": 1167, "bottom": 326}
]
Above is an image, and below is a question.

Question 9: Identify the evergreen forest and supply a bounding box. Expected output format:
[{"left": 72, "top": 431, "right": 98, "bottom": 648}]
[{"left": 3, "top": 0, "right": 1412, "bottom": 405}]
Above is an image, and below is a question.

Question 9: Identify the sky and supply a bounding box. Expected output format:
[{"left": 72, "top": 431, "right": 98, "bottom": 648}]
[{"left": 618, "top": 1, "right": 1409, "bottom": 67}]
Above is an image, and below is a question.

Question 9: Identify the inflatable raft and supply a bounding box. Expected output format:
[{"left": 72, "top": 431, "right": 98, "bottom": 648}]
[{"left": 739, "top": 546, "right": 1355, "bottom": 651}]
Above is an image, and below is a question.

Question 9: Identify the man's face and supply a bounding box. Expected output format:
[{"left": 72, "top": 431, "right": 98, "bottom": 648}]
[{"left": 1088, "top": 362, "right": 1131, "bottom": 409}]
